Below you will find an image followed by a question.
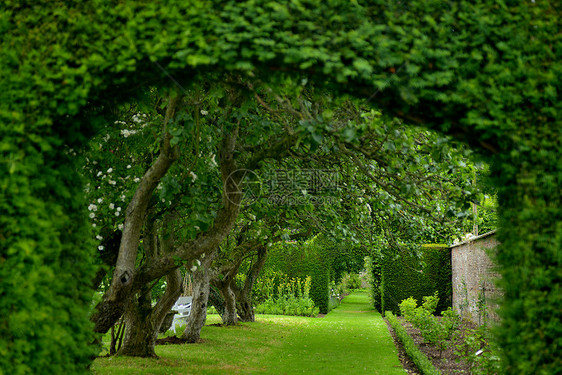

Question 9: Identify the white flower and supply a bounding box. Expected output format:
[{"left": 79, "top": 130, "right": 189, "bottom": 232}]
[
  {"left": 200, "top": 109, "right": 208, "bottom": 116},
  {"left": 109, "top": 203, "right": 115, "bottom": 209},
  {"left": 97, "top": 171, "right": 102, "bottom": 177},
  {"left": 190, "top": 265, "right": 197, "bottom": 272},
  {"left": 127, "top": 165, "right": 131, "bottom": 169},
  {"left": 161, "top": 198, "right": 165, "bottom": 203},
  {"left": 108, "top": 180, "right": 116, "bottom": 185},
  {"left": 189, "top": 171, "right": 198, "bottom": 181},
  {"left": 88, "top": 204, "right": 97, "bottom": 211},
  {"left": 89, "top": 212, "right": 95, "bottom": 218},
  {"left": 194, "top": 226, "right": 200, "bottom": 231},
  {"left": 120, "top": 194, "right": 126, "bottom": 201},
  {"left": 96, "top": 235, "right": 103, "bottom": 240},
  {"left": 115, "top": 211, "right": 120, "bottom": 216},
  {"left": 118, "top": 224, "right": 124, "bottom": 230},
  {"left": 134, "top": 177, "right": 141, "bottom": 183},
  {"left": 117, "top": 207, "right": 121, "bottom": 212},
  {"left": 210, "top": 154, "right": 217, "bottom": 166},
  {"left": 92, "top": 223, "right": 96, "bottom": 227},
  {"left": 121, "top": 129, "right": 138, "bottom": 138},
  {"left": 196, "top": 259, "right": 201, "bottom": 266},
  {"left": 97, "top": 198, "right": 103, "bottom": 203},
  {"left": 107, "top": 168, "right": 113, "bottom": 173},
  {"left": 98, "top": 245, "right": 104, "bottom": 250},
  {"left": 93, "top": 161, "right": 98, "bottom": 165}
]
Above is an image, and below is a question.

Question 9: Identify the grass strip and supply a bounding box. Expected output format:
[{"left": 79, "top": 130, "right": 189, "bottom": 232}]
[
  {"left": 385, "top": 311, "right": 441, "bottom": 375},
  {"left": 93, "top": 292, "right": 406, "bottom": 374}
]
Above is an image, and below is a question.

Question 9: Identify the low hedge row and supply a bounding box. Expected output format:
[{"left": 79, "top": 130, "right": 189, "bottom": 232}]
[{"left": 385, "top": 311, "right": 441, "bottom": 375}]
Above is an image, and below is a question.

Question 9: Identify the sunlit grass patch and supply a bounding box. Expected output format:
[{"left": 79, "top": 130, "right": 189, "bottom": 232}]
[{"left": 93, "top": 291, "right": 405, "bottom": 374}]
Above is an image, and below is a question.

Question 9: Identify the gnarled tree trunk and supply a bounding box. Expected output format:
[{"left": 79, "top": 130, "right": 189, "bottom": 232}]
[
  {"left": 91, "top": 95, "right": 182, "bottom": 334},
  {"left": 182, "top": 251, "right": 217, "bottom": 342},
  {"left": 212, "top": 259, "right": 242, "bottom": 326},
  {"left": 118, "top": 268, "right": 182, "bottom": 357},
  {"left": 117, "top": 210, "right": 182, "bottom": 357},
  {"left": 236, "top": 246, "right": 268, "bottom": 322}
]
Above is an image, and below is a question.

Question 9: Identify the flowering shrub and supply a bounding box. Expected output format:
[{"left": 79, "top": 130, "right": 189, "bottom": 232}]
[{"left": 255, "top": 275, "right": 319, "bottom": 317}]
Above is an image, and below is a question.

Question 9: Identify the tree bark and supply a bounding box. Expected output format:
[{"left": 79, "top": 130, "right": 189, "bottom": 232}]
[
  {"left": 236, "top": 246, "right": 268, "bottom": 322},
  {"left": 117, "top": 268, "right": 182, "bottom": 357},
  {"left": 220, "top": 283, "right": 238, "bottom": 325},
  {"left": 182, "top": 252, "right": 217, "bottom": 342},
  {"left": 117, "top": 212, "right": 182, "bottom": 357},
  {"left": 212, "top": 258, "right": 243, "bottom": 326}
]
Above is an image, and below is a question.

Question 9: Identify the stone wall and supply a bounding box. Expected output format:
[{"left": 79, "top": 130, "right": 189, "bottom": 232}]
[{"left": 450, "top": 231, "right": 501, "bottom": 325}]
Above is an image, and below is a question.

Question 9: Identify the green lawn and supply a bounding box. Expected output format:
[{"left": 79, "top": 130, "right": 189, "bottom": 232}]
[{"left": 92, "top": 291, "right": 405, "bottom": 374}]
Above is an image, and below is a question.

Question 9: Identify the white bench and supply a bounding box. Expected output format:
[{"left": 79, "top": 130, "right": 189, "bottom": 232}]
[{"left": 171, "top": 296, "right": 193, "bottom": 333}]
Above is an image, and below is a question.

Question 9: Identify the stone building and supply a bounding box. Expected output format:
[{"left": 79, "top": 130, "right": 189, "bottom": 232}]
[{"left": 450, "top": 231, "right": 501, "bottom": 325}]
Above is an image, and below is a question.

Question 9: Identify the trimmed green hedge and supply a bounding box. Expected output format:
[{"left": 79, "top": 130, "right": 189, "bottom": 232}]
[
  {"left": 375, "top": 246, "right": 451, "bottom": 316},
  {"left": 386, "top": 311, "right": 441, "bottom": 375},
  {"left": 2, "top": 1, "right": 561, "bottom": 372},
  {"left": 421, "top": 245, "right": 452, "bottom": 314},
  {"left": 265, "top": 237, "right": 333, "bottom": 314},
  {"left": 380, "top": 250, "right": 430, "bottom": 315}
]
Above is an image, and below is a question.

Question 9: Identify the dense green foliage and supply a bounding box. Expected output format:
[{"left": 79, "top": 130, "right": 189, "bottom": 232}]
[
  {"left": 421, "top": 246, "right": 452, "bottom": 314},
  {"left": 386, "top": 312, "right": 441, "bottom": 375},
  {"left": 1, "top": 0, "right": 561, "bottom": 373},
  {"left": 264, "top": 238, "right": 332, "bottom": 314},
  {"left": 254, "top": 275, "right": 319, "bottom": 317},
  {"left": 374, "top": 245, "right": 451, "bottom": 315}
]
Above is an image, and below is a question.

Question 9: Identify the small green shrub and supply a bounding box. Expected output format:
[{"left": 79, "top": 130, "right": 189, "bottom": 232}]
[
  {"left": 399, "top": 296, "right": 418, "bottom": 321},
  {"left": 455, "top": 327, "right": 504, "bottom": 375},
  {"left": 399, "top": 293, "right": 460, "bottom": 358}
]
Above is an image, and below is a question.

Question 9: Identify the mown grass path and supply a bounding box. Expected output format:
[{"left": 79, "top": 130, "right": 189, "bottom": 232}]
[
  {"left": 92, "top": 290, "right": 405, "bottom": 374},
  {"left": 263, "top": 290, "right": 405, "bottom": 374}
]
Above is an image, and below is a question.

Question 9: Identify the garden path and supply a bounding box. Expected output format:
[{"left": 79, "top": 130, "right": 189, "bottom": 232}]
[{"left": 263, "top": 290, "right": 406, "bottom": 374}]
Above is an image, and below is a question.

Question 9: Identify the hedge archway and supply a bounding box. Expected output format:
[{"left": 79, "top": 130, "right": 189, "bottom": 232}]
[{"left": 1, "top": 1, "right": 560, "bottom": 373}]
